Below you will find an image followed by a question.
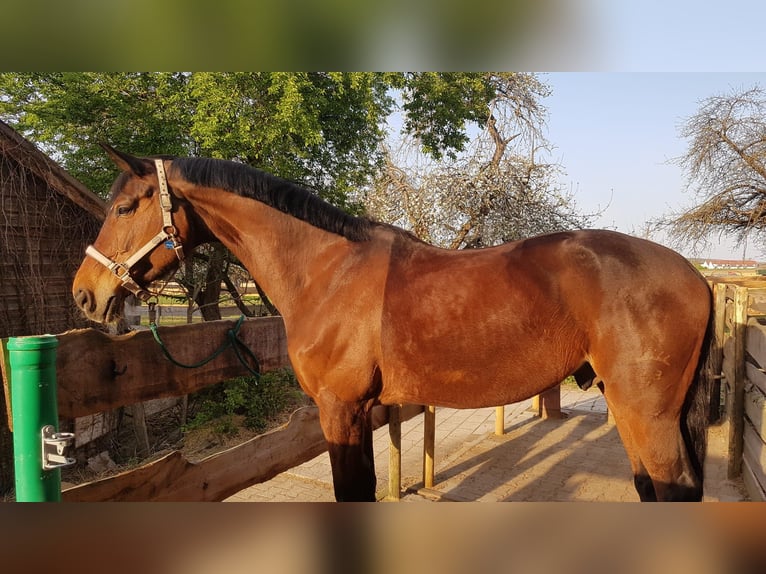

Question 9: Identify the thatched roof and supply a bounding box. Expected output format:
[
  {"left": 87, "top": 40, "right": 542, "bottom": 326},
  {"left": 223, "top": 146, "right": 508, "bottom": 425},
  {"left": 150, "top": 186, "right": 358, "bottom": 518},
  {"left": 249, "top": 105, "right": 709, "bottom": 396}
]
[{"left": 0, "top": 119, "right": 106, "bottom": 220}]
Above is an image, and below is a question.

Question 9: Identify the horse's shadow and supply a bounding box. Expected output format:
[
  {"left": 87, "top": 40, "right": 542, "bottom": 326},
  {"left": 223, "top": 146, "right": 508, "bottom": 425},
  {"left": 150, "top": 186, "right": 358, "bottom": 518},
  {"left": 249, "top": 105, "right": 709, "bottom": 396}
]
[{"left": 414, "top": 408, "right": 634, "bottom": 502}]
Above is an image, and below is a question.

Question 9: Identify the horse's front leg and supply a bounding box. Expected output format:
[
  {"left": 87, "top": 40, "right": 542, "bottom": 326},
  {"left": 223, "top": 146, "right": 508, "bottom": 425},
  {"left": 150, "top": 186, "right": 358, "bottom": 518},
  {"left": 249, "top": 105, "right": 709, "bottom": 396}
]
[{"left": 317, "top": 392, "right": 376, "bottom": 502}]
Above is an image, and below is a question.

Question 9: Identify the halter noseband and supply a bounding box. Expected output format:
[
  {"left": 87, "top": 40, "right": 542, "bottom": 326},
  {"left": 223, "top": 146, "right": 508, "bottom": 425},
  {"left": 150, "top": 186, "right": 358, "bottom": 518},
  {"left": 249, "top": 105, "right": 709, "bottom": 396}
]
[{"left": 85, "top": 159, "right": 184, "bottom": 302}]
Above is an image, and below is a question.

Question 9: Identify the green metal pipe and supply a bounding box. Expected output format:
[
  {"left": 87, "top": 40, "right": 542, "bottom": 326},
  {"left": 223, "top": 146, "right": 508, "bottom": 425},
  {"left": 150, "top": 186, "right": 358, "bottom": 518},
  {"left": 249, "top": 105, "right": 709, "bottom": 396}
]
[{"left": 8, "top": 335, "right": 60, "bottom": 502}]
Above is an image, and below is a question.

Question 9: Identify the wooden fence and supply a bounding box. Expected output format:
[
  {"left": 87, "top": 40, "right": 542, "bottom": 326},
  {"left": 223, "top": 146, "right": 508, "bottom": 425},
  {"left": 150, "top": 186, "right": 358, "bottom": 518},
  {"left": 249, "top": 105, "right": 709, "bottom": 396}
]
[
  {"left": 712, "top": 278, "right": 766, "bottom": 501},
  {"left": 1, "top": 317, "right": 420, "bottom": 501}
]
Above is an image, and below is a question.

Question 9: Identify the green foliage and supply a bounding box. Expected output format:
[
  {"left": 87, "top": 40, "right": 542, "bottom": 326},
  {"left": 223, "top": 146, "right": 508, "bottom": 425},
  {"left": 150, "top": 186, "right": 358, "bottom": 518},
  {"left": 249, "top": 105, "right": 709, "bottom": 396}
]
[
  {"left": 394, "top": 72, "right": 492, "bottom": 159},
  {"left": 0, "top": 72, "right": 394, "bottom": 204},
  {"left": 184, "top": 368, "right": 305, "bottom": 437},
  {"left": 0, "top": 72, "right": 546, "bottom": 204}
]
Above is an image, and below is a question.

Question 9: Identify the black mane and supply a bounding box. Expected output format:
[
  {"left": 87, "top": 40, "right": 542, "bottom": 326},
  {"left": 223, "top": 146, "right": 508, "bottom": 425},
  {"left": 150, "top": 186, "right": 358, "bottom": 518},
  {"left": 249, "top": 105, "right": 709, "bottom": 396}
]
[{"left": 174, "top": 157, "right": 374, "bottom": 242}]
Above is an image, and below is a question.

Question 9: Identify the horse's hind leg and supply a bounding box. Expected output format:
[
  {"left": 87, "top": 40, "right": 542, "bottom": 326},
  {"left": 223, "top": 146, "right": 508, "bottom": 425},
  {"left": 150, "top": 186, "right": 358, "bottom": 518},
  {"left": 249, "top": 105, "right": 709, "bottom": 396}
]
[
  {"left": 317, "top": 393, "right": 377, "bottom": 502},
  {"left": 627, "top": 414, "right": 700, "bottom": 501},
  {"left": 603, "top": 394, "right": 657, "bottom": 501},
  {"left": 603, "top": 381, "right": 701, "bottom": 502}
]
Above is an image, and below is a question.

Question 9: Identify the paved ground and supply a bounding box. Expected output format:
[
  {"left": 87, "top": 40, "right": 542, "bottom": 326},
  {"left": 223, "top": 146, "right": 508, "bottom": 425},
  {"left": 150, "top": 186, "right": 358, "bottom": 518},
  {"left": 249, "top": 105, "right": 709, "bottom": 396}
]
[{"left": 226, "top": 385, "right": 748, "bottom": 503}]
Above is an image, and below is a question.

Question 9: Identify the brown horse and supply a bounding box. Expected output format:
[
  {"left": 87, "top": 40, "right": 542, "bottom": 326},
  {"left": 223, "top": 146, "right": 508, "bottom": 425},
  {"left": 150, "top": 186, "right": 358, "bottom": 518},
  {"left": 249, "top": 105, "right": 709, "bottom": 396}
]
[{"left": 73, "top": 145, "right": 713, "bottom": 501}]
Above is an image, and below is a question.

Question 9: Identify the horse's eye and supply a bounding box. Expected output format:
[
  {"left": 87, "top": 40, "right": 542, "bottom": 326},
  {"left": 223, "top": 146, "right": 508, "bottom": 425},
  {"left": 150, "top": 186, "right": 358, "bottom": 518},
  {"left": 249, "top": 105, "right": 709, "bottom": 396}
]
[{"left": 115, "top": 204, "right": 134, "bottom": 217}]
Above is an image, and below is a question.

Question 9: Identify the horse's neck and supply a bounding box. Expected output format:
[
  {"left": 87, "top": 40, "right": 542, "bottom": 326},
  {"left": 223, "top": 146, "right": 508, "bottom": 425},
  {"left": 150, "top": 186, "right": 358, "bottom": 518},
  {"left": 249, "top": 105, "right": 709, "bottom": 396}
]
[{"left": 185, "top": 187, "right": 351, "bottom": 318}]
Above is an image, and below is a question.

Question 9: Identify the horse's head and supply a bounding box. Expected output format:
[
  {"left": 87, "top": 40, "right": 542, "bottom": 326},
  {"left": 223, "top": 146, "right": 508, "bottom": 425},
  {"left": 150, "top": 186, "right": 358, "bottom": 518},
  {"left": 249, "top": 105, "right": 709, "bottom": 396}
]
[{"left": 72, "top": 145, "right": 198, "bottom": 323}]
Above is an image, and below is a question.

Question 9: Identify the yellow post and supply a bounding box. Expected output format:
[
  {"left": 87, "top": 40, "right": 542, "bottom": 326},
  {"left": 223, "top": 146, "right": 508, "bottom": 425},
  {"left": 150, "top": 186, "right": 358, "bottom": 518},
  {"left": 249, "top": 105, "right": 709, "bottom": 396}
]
[
  {"left": 423, "top": 405, "right": 436, "bottom": 488},
  {"left": 495, "top": 405, "right": 504, "bottom": 435},
  {"left": 531, "top": 394, "right": 541, "bottom": 415},
  {"left": 387, "top": 404, "right": 401, "bottom": 500}
]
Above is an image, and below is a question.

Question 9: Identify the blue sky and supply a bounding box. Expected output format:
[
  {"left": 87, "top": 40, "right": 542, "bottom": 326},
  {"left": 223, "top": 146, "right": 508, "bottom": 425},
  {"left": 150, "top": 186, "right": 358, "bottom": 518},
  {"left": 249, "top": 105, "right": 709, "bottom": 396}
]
[
  {"left": 596, "top": 1, "right": 765, "bottom": 72},
  {"left": 542, "top": 73, "right": 766, "bottom": 259}
]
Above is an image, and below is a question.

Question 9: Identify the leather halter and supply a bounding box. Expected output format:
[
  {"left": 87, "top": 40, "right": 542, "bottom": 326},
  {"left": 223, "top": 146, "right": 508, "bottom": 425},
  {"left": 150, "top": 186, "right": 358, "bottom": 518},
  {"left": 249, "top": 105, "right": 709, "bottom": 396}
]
[{"left": 85, "top": 159, "right": 184, "bottom": 302}]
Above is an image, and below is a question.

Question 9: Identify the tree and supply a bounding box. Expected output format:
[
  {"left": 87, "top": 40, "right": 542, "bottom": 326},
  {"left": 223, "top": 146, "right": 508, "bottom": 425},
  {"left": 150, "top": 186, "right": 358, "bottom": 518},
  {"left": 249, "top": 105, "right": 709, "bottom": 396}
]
[
  {"left": 365, "top": 73, "right": 593, "bottom": 248},
  {"left": 666, "top": 86, "right": 766, "bottom": 250}
]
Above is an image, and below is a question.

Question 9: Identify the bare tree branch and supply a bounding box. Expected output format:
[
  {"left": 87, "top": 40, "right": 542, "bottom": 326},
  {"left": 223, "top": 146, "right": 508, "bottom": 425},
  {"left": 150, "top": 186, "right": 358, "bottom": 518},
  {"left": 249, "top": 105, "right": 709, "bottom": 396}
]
[
  {"left": 663, "top": 86, "right": 766, "bottom": 252},
  {"left": 365, "top": 75, "right": 596, "bottom": 249}
]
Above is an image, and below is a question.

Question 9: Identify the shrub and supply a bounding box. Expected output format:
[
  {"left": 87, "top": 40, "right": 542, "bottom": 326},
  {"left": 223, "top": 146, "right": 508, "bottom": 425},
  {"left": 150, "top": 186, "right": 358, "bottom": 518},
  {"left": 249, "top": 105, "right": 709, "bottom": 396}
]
[{"left": 184, "top": 368, "right": 305, "bottom": 436}]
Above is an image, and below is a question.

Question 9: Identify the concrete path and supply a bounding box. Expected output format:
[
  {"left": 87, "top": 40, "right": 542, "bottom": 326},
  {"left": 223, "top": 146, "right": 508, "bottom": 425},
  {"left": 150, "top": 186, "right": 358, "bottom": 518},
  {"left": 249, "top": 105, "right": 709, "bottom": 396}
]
[{"left": 226, "top": 385, "right": 747, "bottom": 503}]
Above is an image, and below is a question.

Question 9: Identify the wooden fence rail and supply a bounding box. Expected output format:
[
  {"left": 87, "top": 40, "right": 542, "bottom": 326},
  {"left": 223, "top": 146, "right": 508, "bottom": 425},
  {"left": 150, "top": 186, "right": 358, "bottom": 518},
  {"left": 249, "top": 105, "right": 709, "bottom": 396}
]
[{"left": 51, "top": 316, "right": 288, "bottom": 421}]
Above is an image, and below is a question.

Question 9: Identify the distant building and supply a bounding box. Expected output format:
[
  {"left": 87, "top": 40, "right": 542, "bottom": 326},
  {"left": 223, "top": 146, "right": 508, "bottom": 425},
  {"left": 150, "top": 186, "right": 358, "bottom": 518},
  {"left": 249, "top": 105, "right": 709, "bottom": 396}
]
[{"left": 696, "top": 259, "right": 758, "bottom": 270}]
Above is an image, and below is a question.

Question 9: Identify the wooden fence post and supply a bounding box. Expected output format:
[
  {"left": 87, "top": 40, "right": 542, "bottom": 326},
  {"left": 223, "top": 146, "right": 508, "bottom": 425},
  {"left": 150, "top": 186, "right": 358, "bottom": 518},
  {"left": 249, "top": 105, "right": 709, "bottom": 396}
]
[
  {"left": 387, "top": 404, "right": 401, "bottom": 501},
  {"left": 709, "top": 282, "right": 726, "bottom": 422},
  {"left": 129, "top": 403, "right": 150, "bottom": 459},
  {"left": 728, "top": 284, "right": 748, "bottom": 479},
  {"left": 423, "top": 405, "right": 436, "bottom": 489},
  {"left": 532, "top": 385, "right": 563, "bottom": 419},
  {"left": 495, "top": 406, "right": 504, "bottom": 435}
]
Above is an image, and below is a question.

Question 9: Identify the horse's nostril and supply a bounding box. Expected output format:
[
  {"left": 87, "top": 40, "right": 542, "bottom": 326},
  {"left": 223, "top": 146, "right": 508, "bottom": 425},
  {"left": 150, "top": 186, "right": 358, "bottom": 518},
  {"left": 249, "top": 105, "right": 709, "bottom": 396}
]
[{"left": 74, "top": 288, "right": 94, "bottom": 312}]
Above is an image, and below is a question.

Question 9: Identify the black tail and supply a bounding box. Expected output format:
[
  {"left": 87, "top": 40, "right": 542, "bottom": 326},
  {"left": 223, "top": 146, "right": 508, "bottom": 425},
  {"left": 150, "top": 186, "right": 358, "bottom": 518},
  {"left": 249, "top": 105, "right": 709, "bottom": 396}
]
[{"left": 681, "top": 289, "right": 716, "bottom": 490}]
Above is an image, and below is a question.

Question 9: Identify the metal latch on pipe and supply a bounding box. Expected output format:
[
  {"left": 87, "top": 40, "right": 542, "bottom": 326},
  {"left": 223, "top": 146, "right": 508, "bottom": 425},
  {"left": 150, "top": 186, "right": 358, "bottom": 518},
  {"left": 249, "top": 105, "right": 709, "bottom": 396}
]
[{"left": 41, "top": 425, "right": 76, "bottom": 470}]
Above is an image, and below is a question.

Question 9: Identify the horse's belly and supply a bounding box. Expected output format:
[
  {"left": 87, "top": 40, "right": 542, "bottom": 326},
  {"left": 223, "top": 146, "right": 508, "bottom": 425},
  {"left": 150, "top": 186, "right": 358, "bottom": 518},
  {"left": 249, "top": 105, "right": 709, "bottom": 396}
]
[{"left": 379, "top": 349, "right": 575, "bottom": 409}]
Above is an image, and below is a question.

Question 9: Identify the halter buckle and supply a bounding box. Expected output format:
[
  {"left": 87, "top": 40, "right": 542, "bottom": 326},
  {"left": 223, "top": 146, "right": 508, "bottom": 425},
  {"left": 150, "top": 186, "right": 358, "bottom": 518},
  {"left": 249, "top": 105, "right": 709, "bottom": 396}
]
[
  {"left": 159, "top": 191, "right": 173, "bottom": 211},
  {"left": 110, "top": 262, "right": 131, "bottom": 281}
]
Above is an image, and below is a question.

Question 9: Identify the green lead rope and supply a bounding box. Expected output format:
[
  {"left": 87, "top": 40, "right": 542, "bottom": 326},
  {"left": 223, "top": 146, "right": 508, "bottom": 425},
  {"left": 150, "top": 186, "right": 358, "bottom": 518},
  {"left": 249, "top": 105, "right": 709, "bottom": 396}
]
[{"left": 149, "top": 314, "right": 261, "bottom": 379}]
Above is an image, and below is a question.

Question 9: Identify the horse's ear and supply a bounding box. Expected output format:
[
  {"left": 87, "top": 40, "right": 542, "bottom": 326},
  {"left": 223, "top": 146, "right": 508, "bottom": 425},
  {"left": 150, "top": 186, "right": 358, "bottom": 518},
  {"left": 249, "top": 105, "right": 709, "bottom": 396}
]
[{"left": 99, "top": 143, "right": 153, "bottom": 176}]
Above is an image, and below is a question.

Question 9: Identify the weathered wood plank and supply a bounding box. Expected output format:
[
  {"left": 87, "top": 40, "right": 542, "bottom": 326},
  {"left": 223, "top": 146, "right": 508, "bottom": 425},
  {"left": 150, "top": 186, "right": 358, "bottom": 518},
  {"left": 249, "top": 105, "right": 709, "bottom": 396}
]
[
  {"left": 743, "top": 424, "right": 766, "bottom": 501},
  {"left": 744, "top": 383, "right": 766, "bottom": 440},
  {"left": 746, "top": 318, "right": 766, "bottom": 370},
  {"left": 62, "top": 406, "right": 326, "bottom": 502},
  {"left": 725, "top": 283, "right": 738, "bottom": 301},
  {"left": 62, "top": 403, "right": 424, "bottom": 502},
  {"left": 748, "top": 289, "right": 766, "bottom": 317},
  {"left": 746, "top": 361, "right": 766, "bottom": 397},
  {"left": 711, "top": 277, "right": 766, "bottom": 290},
  {"left": 724, "top": 299, "right": 734, "bottom": 340},
  {"left": 743, "top": 459, "right": 766, "bottom": 502},
  {"left": 2, "top": 317, "right": 290, "bottom": 421},
  {"left": 722, "top": 337, "right": 736, "bottom": 388},
  {"left": 745, "top": 362, "right": 766, "bottom": 395}
]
